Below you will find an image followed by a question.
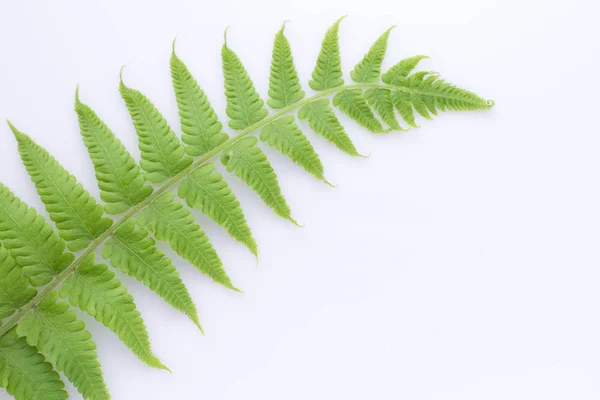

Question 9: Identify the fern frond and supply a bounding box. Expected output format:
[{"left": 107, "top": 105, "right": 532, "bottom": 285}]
[
  {"left": 364, "top": 88, "right": 403, "bottom": 130},
  {"left": 10, "top": 125, "right": 112, "bottom": 251},
  {"left": 333, "top": 90, "right": 387, "bottom": 133},
  {"left": 260, "top": 116, "right": 326, "bottom": 182},
  {"left": 0, "top": 19, "right": 495, "bottom": 400},
  {"left": 75, "top": 91, "right": 153, "bottom": 214},
  {"left": 222, "top": 32, "right": 268, "bottom": 130},
  {"left": 0, "top": 247, "right": 36, "bottom": 321},
  {"left": 350, "top": 27, "right": 394, "bottom": 83},
  {"left": 58, "top": 254, "right": 166, "bottom": 370},
  {"left": 221, "top": 137, "right": 296, "bottom": 224},
  {"left": 120, "top": 74, "right": 192, "bottom": 183},
  {"left": 0, "top": 328, "right": 67, "bottom": 400},
  {"left": 137, "top": 192, "right": 239, "bottom": 291},
  {"left": 16, "top": 291, "right": 108, "bottom": 400},
  {"left": 171, "top": 44, "right": 229, "bottom": 157},
  {"left": 178, "top": 163, "right": 257, "bottom": 256},
  {"left": 298, "top": 99, "right": 361, "bottom": 156},
  {"left": 309, "top": 17, "right": 345, "bottom": 91},
  {"left": 0, "top": 183, "right": 74, "bottom": 286},
  {"left": 102, "top": 220, "right": 202, "bottom": 330},
  {"left": 268, "top": 22, "right": 305, "bottom": 109},
  {"left": 381, "top": 55, "right": 429, "bottom": 85}
]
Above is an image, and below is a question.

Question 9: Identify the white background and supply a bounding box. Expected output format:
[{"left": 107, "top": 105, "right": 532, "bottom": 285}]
[{"left": 0, "top": 0, "right": 598, "bottom": 399}]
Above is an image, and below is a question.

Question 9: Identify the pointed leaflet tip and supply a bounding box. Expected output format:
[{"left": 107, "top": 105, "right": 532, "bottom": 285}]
[
  {"left": 74, "top": 84, "right": 81, "bottom": 105},
  {"left": 171, "top": 37, "right": 177, "bottom": 55},
  {"left": 231, "top": 285, "right": 244, "bottom": 294},
  {"left": 288, "top": 217, "right": 304, "bottom": 228},
  {"left": 189, "top": 313, "right": 204, "bottom": 335},
  {"left": 6, "top": 120, "right": 27, "bottom": 142},
  {"left": 323, "top": 178, "right": 338, "bottom": 188},
  {"left": 6, "top": 119, "right": 16, "bottom": 133},
  {"left": 280, "top": 20, "right": 290, "bottom": 33},
  {"left": 382, "top": 25, "right": 397, "bottom": 37},
  {"left": 247, "top": 242, "right": 258, "bottom": 259},
  {"left": 148, "top": 355, "right": 171, "bottom": 373},
  {"left": 333, "top": 15, "right": 348, "bottom": 29},
  {"left": 223, "top": 26, "right": 231, "bottom": 46},
  {"left": 119, "top": 65, "right": 127, "bottom": 86}
]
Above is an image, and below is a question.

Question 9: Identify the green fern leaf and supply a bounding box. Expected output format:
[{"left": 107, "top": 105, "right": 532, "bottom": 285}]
[
  {"left": 0, "top": 328, "right": 67, "bottom": 400},
  {"left": 75, "top": 91, "right": 153, "bottom": 214},
  {"left": 178, "top": 163, "right": 257, "bottom": 256},
  {"left": 0, "top": 20, "right": 494, "bottom": 400},
  {"left": 222, "top": 33, "right": 268, "bottom": 130},
  {"left": 333, "top": 90, "right": 387, "bottom": 133},
  {"left": 16, "top": 291, "right": 109, "bottom": 400},
  {"left": 137, "top": 192, "right": 239, "bottom": 291},
  {"left": 364, "top": 88, "right": 402, "bottom": 130},
  {"left": 102, "top": 220, "right": 202, "bottom": 330},
  {"left": 381, "top": 55, "right": 429, "bottom": 85},
  {"left": 350, "top": 27, "right": 394, "bottom": 83},
  {"left": 0, "top": 184, "right": 74, "bottom": 286},
  {"left": 298, "top": 99, "right": 361, "bottom": 156},
  {"left": 120, "top": 75, "right": 192, "bottom": 183},
  {"left": 268, "top": 22, "right": 305, "bottom": 109},
  {"left": 391, "top": 91, "right": 419, "bottom": 128},
  {"left": 221, "top": 137, "right": 296, "bottom": 224},
  {"left": 0, "top": 247, "right": 36, "bottom": 321},
  {"left": 58, "top": 254, "right": 166, "bottom": 370},
  {"left": 260, "top": 116, "right": 326, "bottom": 182},
  {"left": 309, "top": 17, "right": 345, "bottom": 91},
  {"left": 10, "top": 125, "right": 112, "bottom": 252},
  {"left": 171, "top": 44, "right": 229, "bottom": 157}
]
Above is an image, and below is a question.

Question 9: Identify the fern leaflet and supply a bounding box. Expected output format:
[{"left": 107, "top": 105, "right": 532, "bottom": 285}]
[
  {"left": 268, "top": 22, "right": 305, "bottom": 108},
  {"left": 309, "top": 17, "right": 345, "bottom": 90},
  {"left": 221, "top": 137, "right": 297, "bottom": 224},
  {"left": 120, "top": 74, "right": 192, "bottom": 183},
  {"left": 59, "top": 254, "right": 166, "bottom": 370},
  {"left": 0, "top": 183, "right": 73, "bottom": 287},
  {"left": 0, "top": 328, "right": 67, "bottom": 400},
  {"left": 178, "top": 163, "right": 257, "bottom": 256},
  {"left": 0, "top": 247, "right": 36, "bottom": 321},
  {"left": 350, "top": 27, "right": 394, "bottom": 83},
  {"left": 11, "top": 126, "right": 112, "bottom": 251},
  {"left": 102, "top": 220, "right": 202, "bottom": 330},
  {"left": 333, "top": 89, "right": 388, "bottom": 133},
  {"left": 298, "top": 99, "right": 362, "bottom": 156},
  {"left": 16, "top": 292, "right": 109, "bottom": 400},
  {"left": 75, "top": 91, "right": 153, "bottom": 215},
  {"left": 137, "top": 192, "right": 239, "bottom": 291},
  {"left": 260, "top": 116, "right": 327, "bottom": 183},
  {"left": 222, "top": 31, "right": 268, "bottom": 130},
  {"left": 381, "top": 55, "right": 429, "bottom": 85},
  {"left": 171, "top": 43, "right": 229, "bottom": 157}
]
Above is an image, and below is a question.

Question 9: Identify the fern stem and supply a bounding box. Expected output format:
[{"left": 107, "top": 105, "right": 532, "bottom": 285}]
[{"left": 0, "top": 82, "right": 492, "bottom": 338}]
